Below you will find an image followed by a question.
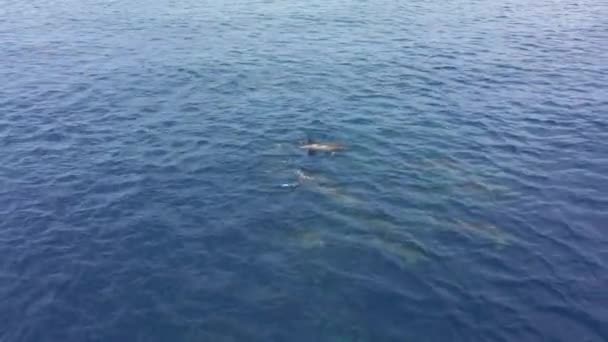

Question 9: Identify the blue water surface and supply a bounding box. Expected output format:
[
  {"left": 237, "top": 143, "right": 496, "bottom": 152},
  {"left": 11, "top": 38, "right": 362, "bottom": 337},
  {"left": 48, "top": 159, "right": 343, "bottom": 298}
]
[{"left": 1, "top": 0, "right": 607, "bottom": 341}]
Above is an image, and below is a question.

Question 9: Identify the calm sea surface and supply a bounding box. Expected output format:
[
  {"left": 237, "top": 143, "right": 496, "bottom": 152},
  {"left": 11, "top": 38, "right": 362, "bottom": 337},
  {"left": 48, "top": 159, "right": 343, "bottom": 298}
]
[{"left": 1, "top": 0, "right": 607, "bottom": 341}]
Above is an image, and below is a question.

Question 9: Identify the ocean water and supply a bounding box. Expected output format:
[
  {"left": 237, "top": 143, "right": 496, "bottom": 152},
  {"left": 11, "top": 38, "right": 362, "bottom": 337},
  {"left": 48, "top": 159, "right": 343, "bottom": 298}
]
[{"left": 1, "top": 0, "right": 607, "bottom": 341}]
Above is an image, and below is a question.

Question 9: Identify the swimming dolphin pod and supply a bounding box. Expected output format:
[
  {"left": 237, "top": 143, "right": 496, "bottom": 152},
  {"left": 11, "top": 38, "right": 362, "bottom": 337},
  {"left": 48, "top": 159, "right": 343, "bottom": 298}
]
[
  {"left": 287, "top": 138, "right": 431, "bottom": 266},
  {"left": 277, "top": 140, "right": 343, "bottom": 189}
]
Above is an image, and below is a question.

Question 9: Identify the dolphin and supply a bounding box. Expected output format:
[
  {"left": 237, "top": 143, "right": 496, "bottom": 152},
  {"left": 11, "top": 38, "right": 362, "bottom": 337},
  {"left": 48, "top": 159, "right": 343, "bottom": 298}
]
[
  {"left": 295, "top": 169, "right": 315, "bottom": 182},
  {"left": 300, "top": 138, "right": 346, "bottom": 155}
]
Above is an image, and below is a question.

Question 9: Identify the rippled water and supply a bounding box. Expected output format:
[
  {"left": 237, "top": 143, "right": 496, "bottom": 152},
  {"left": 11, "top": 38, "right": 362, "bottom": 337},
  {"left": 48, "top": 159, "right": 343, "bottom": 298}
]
[{"left": 1, "top": 0, "right": 607, "bottom": 341}]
